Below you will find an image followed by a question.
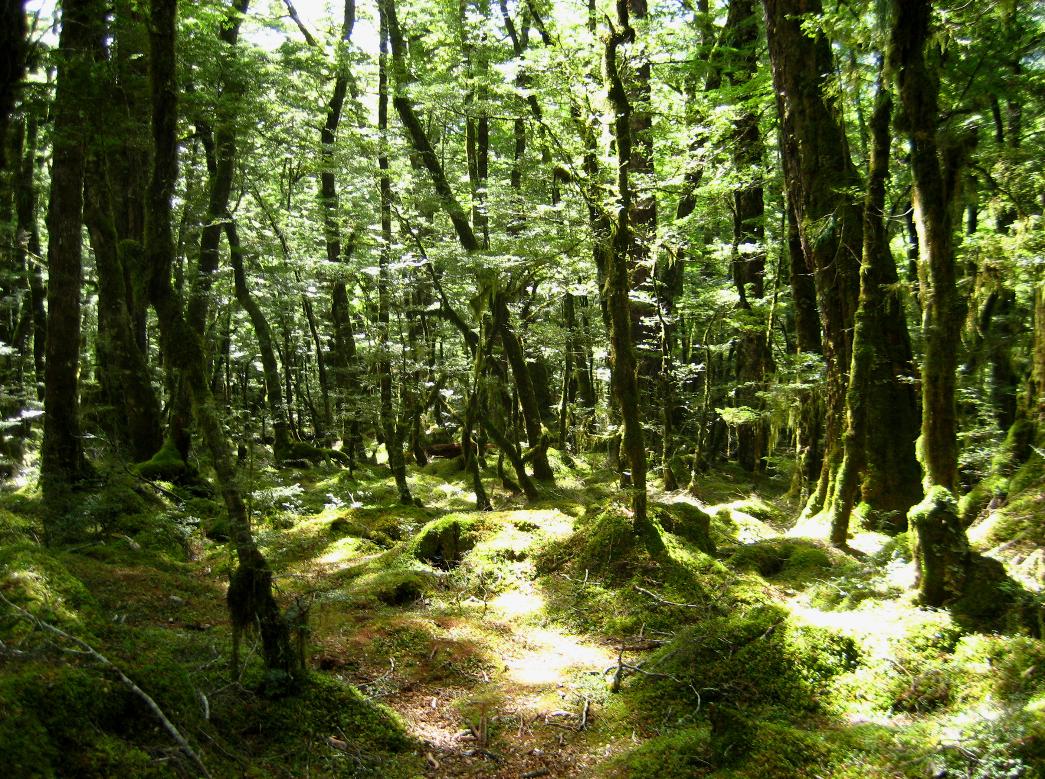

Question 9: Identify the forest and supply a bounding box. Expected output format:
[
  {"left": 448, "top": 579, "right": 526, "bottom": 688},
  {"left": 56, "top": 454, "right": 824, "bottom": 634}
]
[{"left": 0, "top": 0, "right": 1043, "bottom": 775}]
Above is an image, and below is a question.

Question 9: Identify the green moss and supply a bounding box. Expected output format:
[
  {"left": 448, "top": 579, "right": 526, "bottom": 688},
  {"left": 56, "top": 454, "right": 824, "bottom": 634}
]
[
  {"left": 959, "top": 473, "right": 1009, "bottom": 525},
  {"left": 278, "top": 440, "right": 352, "bottom": 467},
  {"left": 411, "top": 514, "right": 479, "bottom": 569},
  {"left": 536, "top": 505, "right": 640, "bottom": 579},
  {"left": 134, "top": 437, "right": 187, "bottom": 481},
  {"left": 226, "top": 673, "right": 418, "bottom": 776},
  {"left": 0, "top": 661, "right": 181, "bottom": 778},
  {"left": 729, "top": 539, "right": 834, "bottom": 580},
  {"left": 626, "top": 605, "right": 857, "bottom": 718},
  {"left": 653, "top": 501, "right": 716, "bottom": 554},
  {"left": 605, "top": 725, "right": 711, "bottom": 777},
  {"left": 346, "top": 565, "right": 441, "bottom": 606},
  {"left": 0, "top": 543, "right": 97, "bottom": 632},
  {"left": 726, "top": 719, "right": 833, "bottom": 779}
]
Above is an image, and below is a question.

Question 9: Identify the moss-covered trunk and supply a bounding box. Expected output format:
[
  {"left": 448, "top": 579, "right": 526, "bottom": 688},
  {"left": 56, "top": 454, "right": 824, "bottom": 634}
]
[
  {"left": 226, "top": 221, "right": 292, "bottom": 461},
  {"left": 377, "top": 14, "right": 412, "bottom": 505},
  {"left": 604, "top": 7, "right": 650, "bottom": 536},
  {"left": 144, "top": 0, "right": 297, "bottom": 682},
  {"left": 41, "top": 0, "right": 99, "bottom": 523},
  {"left": 828, "top": 76, "right": 890, "bottom": 546},
  {"left": 493, "top": 294, "right": 554, "bottom": 482}
]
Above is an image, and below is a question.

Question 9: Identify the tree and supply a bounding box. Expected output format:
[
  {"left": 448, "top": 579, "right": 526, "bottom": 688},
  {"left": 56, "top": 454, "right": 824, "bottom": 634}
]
[{"left": 41, "top": 0, "right": 99, "bottom": 526}]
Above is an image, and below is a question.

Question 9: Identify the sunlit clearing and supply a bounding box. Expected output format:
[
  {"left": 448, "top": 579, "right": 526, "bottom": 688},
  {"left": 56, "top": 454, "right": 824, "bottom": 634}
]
[{"left": 505, "top": 628, "right": 612, "bottom": 687}]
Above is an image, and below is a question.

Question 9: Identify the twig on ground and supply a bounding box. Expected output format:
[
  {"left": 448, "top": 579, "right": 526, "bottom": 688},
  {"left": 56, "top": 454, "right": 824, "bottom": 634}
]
[{"left": 633, "top": 585, "right": 703, "bottom": 609}]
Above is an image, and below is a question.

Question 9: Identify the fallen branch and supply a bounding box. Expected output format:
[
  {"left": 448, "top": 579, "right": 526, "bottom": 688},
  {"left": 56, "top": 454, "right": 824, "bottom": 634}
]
[{"left": 0, "top": 591, "right": 212, "bottom": 778}]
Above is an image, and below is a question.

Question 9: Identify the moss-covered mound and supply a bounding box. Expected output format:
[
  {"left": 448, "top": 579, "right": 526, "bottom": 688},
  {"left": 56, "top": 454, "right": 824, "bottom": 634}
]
[
  {"left": 728, "top": 537, "right": 836, "bottom": 581},
  {"left": 134, "top": 438, "right": 188, "bottom": 481},
  {"left": 411, "top": 514, "right": 479, "bottom": 569},
  {"left": 625, "top": 604, "right": 860, "bottom": 717},
  {"left": 225, "top": 674, "right": 419, "bottom": 776},
  {"left": 653, "top": 500, "right": 716, "bottom": 554}
]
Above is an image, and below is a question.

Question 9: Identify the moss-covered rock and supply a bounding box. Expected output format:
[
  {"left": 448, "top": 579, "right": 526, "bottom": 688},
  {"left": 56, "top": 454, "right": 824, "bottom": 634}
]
[{"left": 411, "top": 515, "right": 478, "bottom": 569}]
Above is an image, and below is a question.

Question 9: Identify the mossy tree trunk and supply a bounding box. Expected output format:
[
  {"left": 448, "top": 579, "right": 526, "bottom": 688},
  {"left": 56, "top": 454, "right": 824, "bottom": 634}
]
[
  {"left": 892, "top": 0, "right": 974, "bottom": 605},
  {"left": 225, "top": 220, "right": 292, "bottom": 461},
  {"left": 893, "top": 0, "right": 967, "bottom": 494},
  {"left": 41, "top": 0, "right": 99, "bottom": 524},
  {"left": 144, "top": 0, "right": 297, "bottom": 682},
  {"left": 161, "top": 0, "right": 248, "bottom": 467},
  {"left": 604, "top": 6, "right": 650, "bottom": 537},
  {"left": 725, "top": 0, "right": 770, "bottom": 475},
  {"left": 765, "top": 0, "right": 921, "bottom": 526},
  {"left": 493, "top": 293, "right": 554, "bottom": 482},
  {"left": 377, "top": 12, "right": 412, "bottom": 505},
  {"left": 764, "top": 0, "right": 862, "bottom": 519},
  {"left": 319, "top": 0, "right": 361, "bottom": 458},
  {"left": 829, "top": 73, "right": 890, "bottom": 546},
  {"left": 0, "top": 0, "right": 26, "bottom": 165}
]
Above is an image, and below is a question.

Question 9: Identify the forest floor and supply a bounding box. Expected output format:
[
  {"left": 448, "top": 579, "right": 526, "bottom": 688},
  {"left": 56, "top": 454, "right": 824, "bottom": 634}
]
[{"left": 2, "top": 444, "right": 1045, "bottom": 777}]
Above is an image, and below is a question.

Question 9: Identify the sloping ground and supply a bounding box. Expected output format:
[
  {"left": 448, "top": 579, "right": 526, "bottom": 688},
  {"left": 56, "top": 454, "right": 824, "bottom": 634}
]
[{"left": 1, "top": 453, "right": 1043, "bottom": 777}]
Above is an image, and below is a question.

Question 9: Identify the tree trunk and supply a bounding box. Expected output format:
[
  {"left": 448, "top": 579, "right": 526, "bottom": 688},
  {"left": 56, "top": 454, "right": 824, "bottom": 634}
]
[
  {"left": 828, "top": 73, "right": 890, "bottom": 546},
  {"left": 226, "top": 221, "right": 292, "bottom": 461},
  {"left": 765, "top": 0, "right": 920, "bottom": 525},
  {"left": 604, "top": 6, "right": 650, "bottom": 538},
  {"left": 893, "top": 0, "right": 966, "bottom": 493},
  {"left": 41, "top": 0, "right": 98, "bottom": 524},
  {"left": 144, "top": 0, "right": 297, "bottom": 681},
  {"left": 378, "top": 10, "right": 413, "bottom": 505}
]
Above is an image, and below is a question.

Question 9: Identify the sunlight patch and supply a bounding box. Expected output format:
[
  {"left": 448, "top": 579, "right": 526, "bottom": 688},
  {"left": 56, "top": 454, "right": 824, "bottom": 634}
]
[
  {"left": 489, "top": 588, "right": 544, "bottom": 620},
  {"left": 505, "top": 628, "right": 612, "bottom": 687},
  {"left": 316, "top": 536, "right": 368, "bottom": 567}
]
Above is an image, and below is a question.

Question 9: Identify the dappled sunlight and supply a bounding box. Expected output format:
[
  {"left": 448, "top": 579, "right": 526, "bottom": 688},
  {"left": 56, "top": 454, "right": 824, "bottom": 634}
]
[
  {"left": 315, "top": 535, "right": 371, "bottom": 568},
  {"left": 503, "top": 626, "right": 614, "bottom": 687}
]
